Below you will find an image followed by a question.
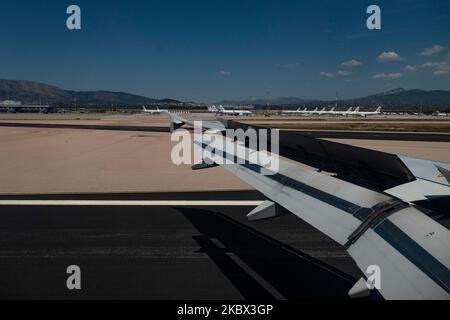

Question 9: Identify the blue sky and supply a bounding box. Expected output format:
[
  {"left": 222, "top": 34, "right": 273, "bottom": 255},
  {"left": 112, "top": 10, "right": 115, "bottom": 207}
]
[{"left": 1, "top": 0, "right": 449, "bottom": 101}]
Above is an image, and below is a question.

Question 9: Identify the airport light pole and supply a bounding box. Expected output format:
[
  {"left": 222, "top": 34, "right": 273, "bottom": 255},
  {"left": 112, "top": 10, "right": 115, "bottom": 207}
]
[{"left": 335, "top": 92, "right": 338, "bottom": 109}]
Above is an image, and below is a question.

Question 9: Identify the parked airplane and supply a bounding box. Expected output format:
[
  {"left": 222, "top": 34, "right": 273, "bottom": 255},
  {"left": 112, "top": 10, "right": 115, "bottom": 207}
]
[
  {"left": 306, "top": 107, "right": 319, "bottom": 116},
  {"left": 213, "top": 105, "right": 253, "bottom": 116},
  {"left": 352, "top": 106, "right": 382, "bottom": 117},
  {"left": 283, "top": 107, "right": 352, "bottom": 117},
  {"left": 433, "top": 111, "right": 449, "bottom": 117},
  {"left": 280, "top": 106, "right": 381, "bottom": 117},
  {"left": 300, "top": 107, "right": 319, "bottom": 116},
  {"left": 312, "top": 107, "right": 327, "bottom": 115},
  {"left": 142, "top": 105, "right": 168, "bottom": 114},
  {"left": 207, "top": 105, "right": 219, "bottom": 113},
  {"left": 318, "top": 107, "right": 335, "bottom": 115},
  {"left": 308, "top": 106, "right": 381, "bottom": 117},
  {"left": 333, "top": 107, "right": 354, "bottom": 116},
  {"left": 281, "top": 107, "right": 331, "bottom": 116},
  {"left": 281, "top": 107, "right": 307, "bottom": 115},
  {"left": 219, "top": 105, "right": 253, "bottom": 116},
  {"left": 164, "top": 112, "right": 450, "bottom": 300}
]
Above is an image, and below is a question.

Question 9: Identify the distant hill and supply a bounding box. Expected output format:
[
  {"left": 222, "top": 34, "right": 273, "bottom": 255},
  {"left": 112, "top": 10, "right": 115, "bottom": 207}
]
[
  {"left": 0, "top": 80, "right": 180, "bottom": 106},
  {"left": 2, "top": 80, "right": 449, "bottom": 109},
  {"left": 343, "top": 88, "right": 450, "bottom": 109},
  {"left": 219, "top": 97, "right": 307, "bottom": 106},
  {"left": 219, "top": 88, "right": 450, "bottom": 109},
  {"left": 0, "top": 80, "right": 67, "bottom": 103}
]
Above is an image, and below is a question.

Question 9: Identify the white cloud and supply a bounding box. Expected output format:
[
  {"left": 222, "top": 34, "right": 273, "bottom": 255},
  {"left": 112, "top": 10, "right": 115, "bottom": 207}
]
[
  {"left": 320, "top": 70, "right": 351, "bottom": 77},
  {"left": 373, "top": 73, "right": 402, "bottom": 80},
  {"left": 421, "top": 60, "right": 450, "bottom": 76},
  {"left": 434, "top": 70, "right": 450, "bottom": 76},
  {"left": 377, "top": 51, "right": 403, "bottom": 62},
  {"left": 421, "top": 62, "right": 439, "bottom": 68},
  {"left": 434, "top": 62, "right": 450, "bottom": 75},
  {"left": 341, "top": 59, "right": 362, "bottom": 67},
  {"left": 419, "top": 45, "right": 444, "bottom": 56},
  {"left": 275, "top": 62, "right": 301, "bottom": 68},
  {"left": 336, "top": 70, "right": 351, "bottom": 76},
  {"left": 219, "top": 70, "right": 231, "bottom": 76},
  {"left": 404, "top": 65, "right": 418, "bottom": 72},
  {"left": 439, "top": 62, "right": 450, "bottom": 71},
  {"left": 320, "top": 71, "right": 334, "bottom": 78}
]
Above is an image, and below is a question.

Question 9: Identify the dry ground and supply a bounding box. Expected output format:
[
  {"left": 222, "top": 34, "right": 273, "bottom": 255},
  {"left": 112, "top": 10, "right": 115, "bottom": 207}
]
[{"left": 0, "top": 116, "right": 449, "bottom": 194}]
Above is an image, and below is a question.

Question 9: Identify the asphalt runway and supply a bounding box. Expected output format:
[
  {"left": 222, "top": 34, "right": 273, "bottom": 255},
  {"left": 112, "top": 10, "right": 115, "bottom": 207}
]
[
  {"left": 0, "top": 119, "right": 443, "bottom": 300},
  {"left": 0, "top": 121, "right": 170, "bottom": 133},
  {"left": 0, "top": 192, "right": 372, "bottom": 300},
  {"left": 1, "top": 120, "right": 450, "bottom": 141},
  {"left": 290, "top": 130, "right": 450, "bottom": 142}
]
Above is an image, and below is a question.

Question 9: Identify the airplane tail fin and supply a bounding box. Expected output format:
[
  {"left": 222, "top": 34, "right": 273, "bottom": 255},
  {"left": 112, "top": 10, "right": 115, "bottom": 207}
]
[
  {"left": 376, "top": 106, "right": 382, "bottom": 113},
  {"left": 142, "top": 105, "right": 147, "bottom": 112},
  {"left": 354, "top": 107, "right": 360, "bottom": 112}
]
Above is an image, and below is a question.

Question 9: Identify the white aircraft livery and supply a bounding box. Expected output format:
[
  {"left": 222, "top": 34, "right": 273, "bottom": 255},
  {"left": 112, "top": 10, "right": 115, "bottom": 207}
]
[
  {"left": 142, "top": 105, "right": 168, "bottom": 114},
  {"left": 208, "top": 105, "right": 253, "bottom": 116},
  {"left": 282, "top": 106, "right": 382, "bottom": 117},
  {"left": 352, "top": 106, "right": 382, "bottom": 117}
]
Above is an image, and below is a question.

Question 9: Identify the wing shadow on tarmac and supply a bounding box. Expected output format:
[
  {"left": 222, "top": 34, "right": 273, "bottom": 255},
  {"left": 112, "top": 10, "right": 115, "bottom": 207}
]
[{"left": 178, "top": 207, "right": 378, "bottom": 300}]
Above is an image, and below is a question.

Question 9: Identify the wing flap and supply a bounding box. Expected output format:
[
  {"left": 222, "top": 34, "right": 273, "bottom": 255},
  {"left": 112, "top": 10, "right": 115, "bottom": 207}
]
[
  {"left": 194, "top": 133, "right": 392, "bottom": 245},
  {"left": 193, "top": 132, "right": 450, "bottom": 300}
]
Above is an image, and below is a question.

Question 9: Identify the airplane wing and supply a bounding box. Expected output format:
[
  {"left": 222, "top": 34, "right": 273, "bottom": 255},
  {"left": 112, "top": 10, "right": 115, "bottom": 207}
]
[
  {"left": 192, "top": 131, "right": 450, "bottom": 300},
  {"left": 385, "top": 155, "right": 450, "bottom": 203},
  {"left": 224, "top": 121, "right": 450, "bottom": 217},
  {"left": 162, "top": 111, "right": 226, "bottom": 132}
]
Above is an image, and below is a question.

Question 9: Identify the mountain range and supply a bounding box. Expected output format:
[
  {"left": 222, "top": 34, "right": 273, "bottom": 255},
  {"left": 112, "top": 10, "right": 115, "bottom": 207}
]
[
  {"left": 0, "top": 80, "right": 179, "bottom": 106},
  {"left": 1, "top": 79, "right": 449, "bottom": 109},
  {"left": 219, "top": 88, "right": 450, "bottom": 109}
]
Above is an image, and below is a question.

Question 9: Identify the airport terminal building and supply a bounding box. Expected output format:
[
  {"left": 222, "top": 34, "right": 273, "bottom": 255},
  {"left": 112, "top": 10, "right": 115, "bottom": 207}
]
[{"left": 0, "top": 100, "right": 54, "bottom": 113}]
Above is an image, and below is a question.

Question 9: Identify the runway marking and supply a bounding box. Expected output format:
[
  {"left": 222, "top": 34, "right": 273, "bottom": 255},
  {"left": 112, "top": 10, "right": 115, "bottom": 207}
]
[
  {"left": 210, "top": 237, "right": 286, "bottom": 300},
  {"left": 0, "top": 200, "right": 263, "bottom": 206}
]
